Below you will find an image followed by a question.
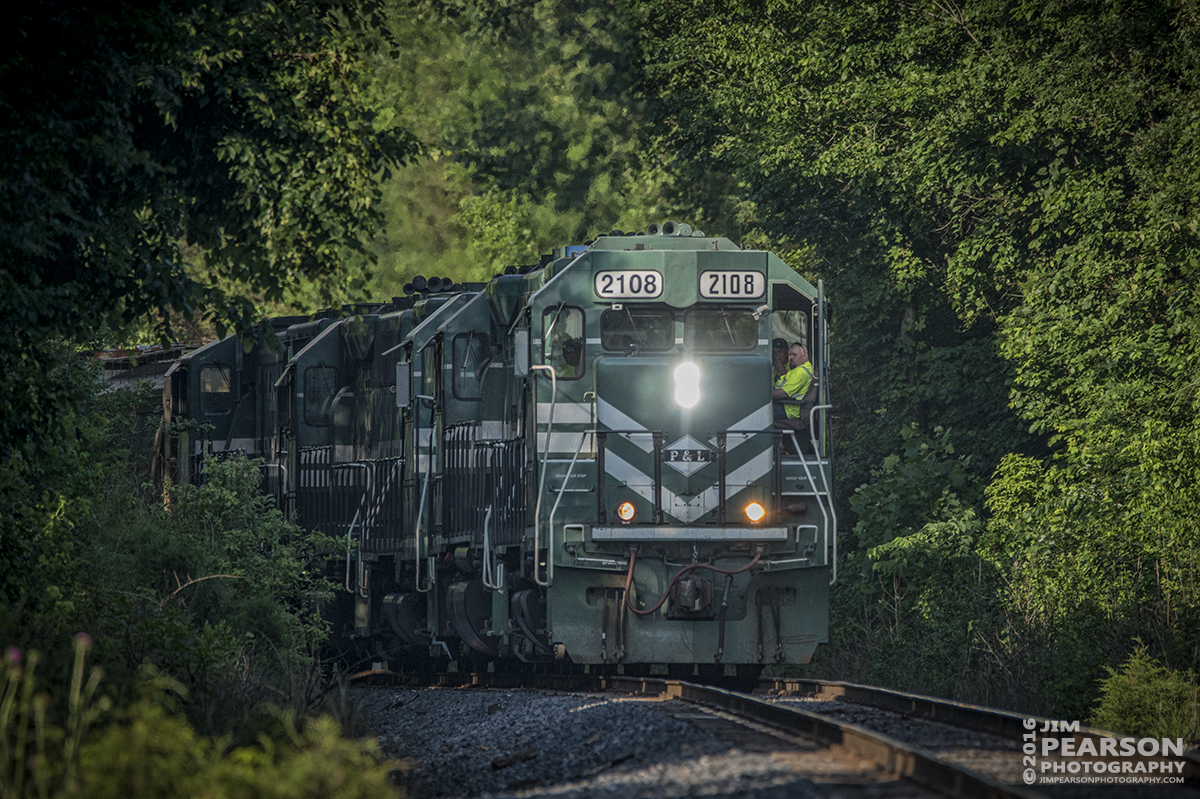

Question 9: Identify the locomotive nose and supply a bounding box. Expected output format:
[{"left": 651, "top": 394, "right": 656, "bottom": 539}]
[
  {"left": 597, "top": 354, "right": 770, "bottom": 438},
  {"left": 596, "top": 353, "right": 774, "bottom": 526}
]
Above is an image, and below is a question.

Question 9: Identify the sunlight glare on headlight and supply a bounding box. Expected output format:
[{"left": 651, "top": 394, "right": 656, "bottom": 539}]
[{"left": 674, "top": 361, "right": 700, "bottom": 408}]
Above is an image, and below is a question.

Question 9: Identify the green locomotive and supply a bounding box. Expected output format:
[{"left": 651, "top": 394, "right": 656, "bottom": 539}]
[{"left": 164, "top": 224, "right": 835, "bottom": 676}]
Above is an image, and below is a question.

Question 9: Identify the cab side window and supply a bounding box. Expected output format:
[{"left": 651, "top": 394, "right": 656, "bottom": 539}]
[
  {"left": 771, "top": 310, "right": 811, "bottom": 363},
  {"left": 304, "top": 366, "right": 337, "bottom": 427},
  {"left": 200, "top": 363, "right": 233, "bottom": 416},
  {"left": 452, "top": 332, "right": 491, "bottom": 399},
  {"left": 543, "top": 307, "right": 585, "bottom": 380}
]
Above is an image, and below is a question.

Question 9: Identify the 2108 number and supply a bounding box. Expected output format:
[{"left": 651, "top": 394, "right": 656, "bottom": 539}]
[
  {"left": 594, "top": 270, "right": 662, "bottom": 299},
  {"left": 699, "top": 270, "right": 764, "bottom": 299}
]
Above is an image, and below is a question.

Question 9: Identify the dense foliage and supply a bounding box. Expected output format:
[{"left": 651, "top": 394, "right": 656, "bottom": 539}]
[
  {"left": 2, "top": 639, "right": 399, "bottom": 799},
  {"left": 3, "top": 369, "right": 337, "bottom": 728},
  {"left": 0, "top": 3, "right": 415, "bottom": 791},
  {"left": 1090, "top": 644, "right": 1200, "bottom": 740},
  {"left": 630, "top": 0, "right": 1200, "bottom": 719},
  {"left": 0, "top": 0, "right": 419, "bottom": 461},
  {"left": 363, "top": 0, "right": 752, "bottom": 287}
]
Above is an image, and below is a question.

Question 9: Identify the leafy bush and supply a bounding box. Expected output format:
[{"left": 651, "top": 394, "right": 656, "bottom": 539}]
[
  {"left": 1090, "top": 644, "right": 1200, "bottom": 742},
  {"left": 84, "top": 453, "right": 340, "bottom": 732},
  {"left": 3, "top": 367, "right": 340, "bottom": 736},
  {"left": 801, "top": 425, "right": 1002, "bottom": 700},
  {"left": 1, "top": 640, "right": 402, "bottom": 799}
]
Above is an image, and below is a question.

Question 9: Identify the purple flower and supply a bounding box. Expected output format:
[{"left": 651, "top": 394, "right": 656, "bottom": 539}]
[{"left": 4, "top": 646, "right": 20, "bottom": 665}]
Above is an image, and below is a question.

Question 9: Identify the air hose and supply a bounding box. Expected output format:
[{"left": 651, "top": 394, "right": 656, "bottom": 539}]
[{"left": 623, "top": 548, "right": 762, "bottom": 616}]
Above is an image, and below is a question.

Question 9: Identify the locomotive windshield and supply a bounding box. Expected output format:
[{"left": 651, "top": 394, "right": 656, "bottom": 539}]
[
  {"left": 685, "top": 306, "right": 757, "bottom": 350},
  {"left": 600, "top": 306, "right": 674, "bottom": 352}
]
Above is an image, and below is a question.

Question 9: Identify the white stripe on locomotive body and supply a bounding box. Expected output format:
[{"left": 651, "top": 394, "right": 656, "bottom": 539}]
[
  {"left": 720, "top": 404, "right": 773, "bottom": 434},
  {"left": 603, "top": 448, "right": 774, "bottom": 524},
  {"left": 595, "top": 398, "right": 654, "bottom": 453},
  {"left": 536, "top": 402, "right": 593, "bottom": 425},
  {"left": 537, "top": 431, "right": 594, "bottom": 455},
  {"left": 415, "top": 425, "right": 437, "bottom": 475},
  {"left": 416, "top": 453, "right": 439, "bottom": 474},
  {"left": 597, "top": 399, "right": 771, "bottom": 455}
]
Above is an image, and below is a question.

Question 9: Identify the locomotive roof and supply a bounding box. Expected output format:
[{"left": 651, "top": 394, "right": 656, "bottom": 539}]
[{"left": 587, "top": 231, "right": 741, "bottom": 252}]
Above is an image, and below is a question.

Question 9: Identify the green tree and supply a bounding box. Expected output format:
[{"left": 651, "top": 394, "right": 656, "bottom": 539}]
[
  {"left": 1090, "top": 644, "right": 1200, "bottom": 741},
  {"left": 632, "top": 0, "right": 1037, "bottom": 493},
  {"left": 0, "top": 1, "right": 419, "bottom": 461},
  {"left": 634, "top": 0, "right": 1200, "bottom": 714},
  {"left": 365, "top": 0, "right": 700, "bottom": 289}
]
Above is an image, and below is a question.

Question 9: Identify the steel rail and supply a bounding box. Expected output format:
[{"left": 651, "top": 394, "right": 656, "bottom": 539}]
[
  {"left": 606, "top": 676, "right": 1044, "bottom": 799},
  {"left": 766, "top": 678, "right": 1200, "bottom": 785}
]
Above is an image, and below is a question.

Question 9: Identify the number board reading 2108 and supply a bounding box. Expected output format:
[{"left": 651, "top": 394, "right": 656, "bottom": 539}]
[
  {"left": 593, "top": 271, "right": 765, "bottom": 300},
  {"left": 593, "top": 271, "right": 662, "bottom": 299},
  {"left": 699, "top": 271, "right": 765, "bottom": 299}
]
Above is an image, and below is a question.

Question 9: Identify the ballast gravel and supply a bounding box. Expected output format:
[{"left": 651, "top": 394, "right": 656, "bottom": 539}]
[{"left": 353, "top": 687, "right": 843, "bottom": 799}]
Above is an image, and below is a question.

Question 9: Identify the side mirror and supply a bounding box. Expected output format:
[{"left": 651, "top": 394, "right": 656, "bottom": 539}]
[
  {"left": 513, "top": 329, "right": 530, "bottom": 377},
  {"left": 395, "top": 361, "right": 410, "bottom": 407}
]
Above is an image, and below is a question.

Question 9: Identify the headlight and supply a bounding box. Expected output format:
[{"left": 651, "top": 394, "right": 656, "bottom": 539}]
[
  {"left": 673, "top": 361, "right": 700, "bottom": 408},
  {"left": 616, "top": 501, "right": 637, "bottom": 523},
  {"left": 744, "top": 502, "right": 765, "bottom": 523}
]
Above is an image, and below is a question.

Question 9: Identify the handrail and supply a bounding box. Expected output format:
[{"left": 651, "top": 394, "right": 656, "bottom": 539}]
[
  {"left": 808, "top": 404, "right": 836, "bottom": 584},
  {"left": 339, "top": 463, "right": 371, "bottom": 593},
  {"left": 261, "top": 462, "right": 289, "bottom": 485},
  {"left": 481, "top": 506, "right": 502, "bottom": 590},
  {"left": 413, "top": 394, "right": 436, "bottom": 593},
  {"left": 775, "top": 403, "right": 838, "bottom": 585},
  {"left": 787, "top": 428, "right": 832, "bottom": 586},
  {"left": 530, "top": 365, "right": 557, "bottom": 587},
  {"left": 546, "top": 428, "right": 588, "bottom": 587},
  {"left": 414, "top": 454, "right": 434, "bottom": 592}
]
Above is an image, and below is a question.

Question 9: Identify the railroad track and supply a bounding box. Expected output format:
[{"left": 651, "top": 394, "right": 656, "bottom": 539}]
[
  {"left": 606, "top": 675, "right": 1038, "bottom": 799},
  {"left": 358, "top": 669, "right": 1169, "bottom": 797},
  {"left": 760, "top": 678, "right": 1200, "bottom": 797}
]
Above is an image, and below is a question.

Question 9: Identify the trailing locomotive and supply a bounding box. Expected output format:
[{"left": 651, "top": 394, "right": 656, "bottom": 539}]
[{"left": 163, "top": 223, "right": 835, "bottom": 676}]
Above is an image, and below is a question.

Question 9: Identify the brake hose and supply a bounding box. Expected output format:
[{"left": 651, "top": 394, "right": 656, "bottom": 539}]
[{"left": 623, "top": 548, "right": 763, "bottom": 616}]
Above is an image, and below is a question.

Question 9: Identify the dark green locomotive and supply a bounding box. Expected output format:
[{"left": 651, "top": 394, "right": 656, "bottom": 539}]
[{"left": 164, "top": 224, "right": 835, "bottom": 674}]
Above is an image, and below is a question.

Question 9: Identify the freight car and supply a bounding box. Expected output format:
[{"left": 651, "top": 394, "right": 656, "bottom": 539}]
[{"left": 163, "top": 223, "right": 836, "bottom": 677}]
